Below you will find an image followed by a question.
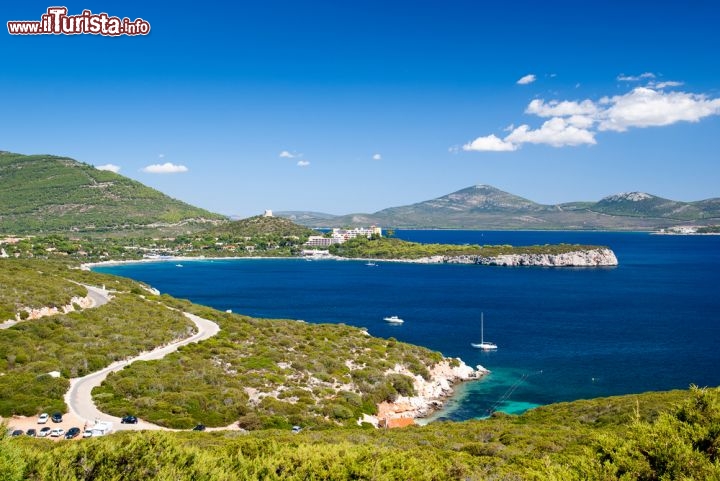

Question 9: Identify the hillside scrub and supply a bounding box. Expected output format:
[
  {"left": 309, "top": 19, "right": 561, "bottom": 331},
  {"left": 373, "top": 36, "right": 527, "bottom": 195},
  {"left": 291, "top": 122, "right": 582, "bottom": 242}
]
[
  {"left": 0, "top": 152, "right": 224, "bottom": 234},
  {"left": 94, "top": 298, "right": 444, "bottom": 429},
  {"left": 3, "top": 387, "right": 718, "bottom": 480},
  {"left": 0, "top": 262, "right": 86, "bottom": 321},
  {"left": 0, "top": 261, "right": 194, "bottom": 416}
]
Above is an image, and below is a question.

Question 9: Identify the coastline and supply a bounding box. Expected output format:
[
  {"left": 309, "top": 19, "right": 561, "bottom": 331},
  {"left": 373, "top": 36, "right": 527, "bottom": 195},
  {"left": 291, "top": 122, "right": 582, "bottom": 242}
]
[
  {"left": 84, "top": 256, "right": 492, "bottom": 429},
  {"left": 82, "top": 246, "right": 619, "bottom": 271},
  {"left": 365, "top": 359, "right": 490, "bottom": 428},
  {"left": 81, "top": 255, "right": 292, "bottom": 270}
]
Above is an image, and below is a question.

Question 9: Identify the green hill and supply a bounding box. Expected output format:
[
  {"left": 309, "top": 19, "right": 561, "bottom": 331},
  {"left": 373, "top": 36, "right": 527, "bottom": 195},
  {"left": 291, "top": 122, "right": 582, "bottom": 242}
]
[
  {"left": 205, "top": 215, "right": 317, "bottom": 239},
  {"left": 0, "top": 152, "right": 225, "bottom": 235}
]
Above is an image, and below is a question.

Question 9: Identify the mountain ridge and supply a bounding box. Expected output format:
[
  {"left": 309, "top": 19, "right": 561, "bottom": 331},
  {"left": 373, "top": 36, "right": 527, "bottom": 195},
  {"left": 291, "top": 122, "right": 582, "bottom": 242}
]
[{"left": 278, "top": 185, "right": 720, "bottom": 230}]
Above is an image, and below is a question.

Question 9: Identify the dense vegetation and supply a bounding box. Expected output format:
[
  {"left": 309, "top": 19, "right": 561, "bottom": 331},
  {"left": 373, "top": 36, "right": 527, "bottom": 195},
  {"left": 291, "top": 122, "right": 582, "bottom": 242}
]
[
  {"left": 697, "top": 225, "right": 720, "bottom": 233},
  {"left": 2, "top": 386, "right": 718, "bottom": 480},
  {"left": 330, "top": 235, "right": 606, "bottom": 260},
  {"left": 207, "top": 215, "right": 317, "bottom": 239},
  {"left": 0, "top": 152, "right": 224, "bottom": 234},
  {"left": 94, "top": 297, "right": 441, "bottom": 429}
]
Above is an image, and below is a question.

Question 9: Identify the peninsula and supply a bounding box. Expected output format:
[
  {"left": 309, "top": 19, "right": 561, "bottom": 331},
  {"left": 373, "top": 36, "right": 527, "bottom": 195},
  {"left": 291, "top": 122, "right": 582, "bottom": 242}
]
[{"left": 327, "top": 236, "right": 618, "bottom": 267}]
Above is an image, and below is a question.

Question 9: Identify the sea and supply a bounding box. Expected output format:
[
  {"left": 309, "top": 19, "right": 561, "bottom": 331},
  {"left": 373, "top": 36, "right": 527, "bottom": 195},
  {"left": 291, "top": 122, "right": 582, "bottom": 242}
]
[{"left": 94, "top": 231, "right": 720, "bottom": 421}]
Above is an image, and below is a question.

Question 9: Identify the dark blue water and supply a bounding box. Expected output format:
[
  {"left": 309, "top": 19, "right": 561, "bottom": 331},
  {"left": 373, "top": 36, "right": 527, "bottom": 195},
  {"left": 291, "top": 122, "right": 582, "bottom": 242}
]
[{"left": 95, "top": 231, "right": 720, "bottom": 420}]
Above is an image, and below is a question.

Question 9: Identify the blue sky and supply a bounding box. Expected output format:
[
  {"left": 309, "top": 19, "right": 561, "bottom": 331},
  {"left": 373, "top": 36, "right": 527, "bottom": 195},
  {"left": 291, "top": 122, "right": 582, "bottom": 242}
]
[{"left": 2, "top": 1, "right": 719, "bottom": 217}]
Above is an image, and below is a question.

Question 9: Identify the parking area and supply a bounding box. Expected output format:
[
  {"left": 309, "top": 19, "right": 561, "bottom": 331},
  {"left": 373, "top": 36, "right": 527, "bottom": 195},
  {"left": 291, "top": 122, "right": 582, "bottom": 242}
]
[{"left": 3, "top": 412, "right": 100, "bottom": 441}]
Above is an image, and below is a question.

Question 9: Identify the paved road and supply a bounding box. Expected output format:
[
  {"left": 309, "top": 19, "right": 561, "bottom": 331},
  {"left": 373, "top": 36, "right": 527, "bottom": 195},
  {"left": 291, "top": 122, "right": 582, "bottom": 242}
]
[
  {"left": 64, "top": 311, "right": 220, "bottom": 430},
  {"left": 2, "top": 282, "right": 222, "bottom": 430},
  {"left": 84, "top": 284, "right": 112, "bottom": 308}
]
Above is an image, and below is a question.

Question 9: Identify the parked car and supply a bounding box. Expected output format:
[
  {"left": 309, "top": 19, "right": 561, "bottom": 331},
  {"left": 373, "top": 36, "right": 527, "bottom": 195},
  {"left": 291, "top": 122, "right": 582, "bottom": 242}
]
[
  {"left": 65, "top": 427, "right": 81, "bottom": 439},
  {"left": 292, "top": 425, "right": 302, "bottom": 434},
  {"left": 51, "top": 412, "right": 63, "bottom": 423},
  {"left": 192, "top": 424, "right": 206, "bottom": 431},
  {"left": 38, "top": 427, "right": 51, "bottom": 437},
  {"left": 83, "top": 429, "right": 93, "bottom": 438},
  {"left": 50, "top": 428, "right": 65, "bottom": 437},
  {"left": 37, "top": 413, "right": 49, "bottom": 424},
  {"left": 120, "top": 415, "right": 138, "bottom": 424},
  {"left": 26, "top": 428, "right": 37, "bottom": 437},
  {"left": 11, "top": 429, "right": 24, "bottom": 437}
]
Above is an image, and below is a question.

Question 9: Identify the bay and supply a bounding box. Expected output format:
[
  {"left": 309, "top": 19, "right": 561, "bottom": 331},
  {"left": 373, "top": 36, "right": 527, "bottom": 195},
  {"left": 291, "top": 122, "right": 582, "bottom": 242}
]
[{"left": 94, "top": 231, "right": 720, "bottom": 421}]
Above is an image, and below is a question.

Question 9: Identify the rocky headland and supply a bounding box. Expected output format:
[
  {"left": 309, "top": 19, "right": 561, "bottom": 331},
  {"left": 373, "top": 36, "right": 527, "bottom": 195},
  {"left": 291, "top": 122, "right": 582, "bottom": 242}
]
[
  {"left": 365, "top": 359, "right": 489, "bottom": 428},
  {"left": 407, "top": 247, "right": 618, "bottom": 267}
]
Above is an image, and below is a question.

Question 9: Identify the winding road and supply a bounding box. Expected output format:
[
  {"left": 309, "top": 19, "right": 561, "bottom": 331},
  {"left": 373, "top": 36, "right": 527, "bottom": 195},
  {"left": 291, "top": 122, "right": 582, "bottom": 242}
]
[{"left": 62, "top": 287, "right": 221, "bottom": 431}]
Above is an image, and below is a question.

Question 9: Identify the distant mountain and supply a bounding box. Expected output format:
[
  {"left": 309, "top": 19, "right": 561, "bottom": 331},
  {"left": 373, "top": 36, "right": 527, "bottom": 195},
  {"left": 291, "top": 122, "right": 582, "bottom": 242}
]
[
  {"left": 0, "top": 152, "right": 225, "bottom": 234},
  {"left": 271, "top": 211, "right": 340, "bottom": 223},
  {"left": 278, "top": 185, "right": 720, "bottom": 230},
  {"left": 591, "top": 192, "right": 705, "bottom": 220}
]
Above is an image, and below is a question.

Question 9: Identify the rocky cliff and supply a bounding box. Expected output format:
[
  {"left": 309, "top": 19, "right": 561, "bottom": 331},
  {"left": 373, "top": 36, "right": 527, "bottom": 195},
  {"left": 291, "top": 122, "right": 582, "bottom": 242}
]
[{"left": 411, "top": 248, "right": 618, "bottom": 267}]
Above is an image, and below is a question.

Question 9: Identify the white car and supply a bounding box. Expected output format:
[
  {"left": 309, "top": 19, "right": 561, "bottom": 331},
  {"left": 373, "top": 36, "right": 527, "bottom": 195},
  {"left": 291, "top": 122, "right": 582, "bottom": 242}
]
[
  {"left": 37, "top": 413, "right": 49, "bottom": 424},
  {"left": 83, "top": 429, "right": 93, "bottom": 438},
  {"left": 50, "top": 428, "right": 65, "bottom": 437},
  {"left": 38, "top": 427, "right": 51, "bottom": 437}
]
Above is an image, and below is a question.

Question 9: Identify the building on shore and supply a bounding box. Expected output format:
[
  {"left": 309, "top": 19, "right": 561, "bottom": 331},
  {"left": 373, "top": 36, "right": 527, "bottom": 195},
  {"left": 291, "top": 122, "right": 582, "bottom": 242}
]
[{"left": 304, "top": 226, "right": 382, "bottom": 248}]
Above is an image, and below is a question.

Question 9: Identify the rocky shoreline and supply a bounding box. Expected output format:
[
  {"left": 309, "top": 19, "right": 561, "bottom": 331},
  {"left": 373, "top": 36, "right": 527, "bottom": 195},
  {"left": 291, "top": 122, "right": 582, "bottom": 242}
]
[
  {"left": 404, "top": 247, "right": 618, "bottom": 267},
  {"left": 362, "top": 359, "right": 489, "bottom": 428}
]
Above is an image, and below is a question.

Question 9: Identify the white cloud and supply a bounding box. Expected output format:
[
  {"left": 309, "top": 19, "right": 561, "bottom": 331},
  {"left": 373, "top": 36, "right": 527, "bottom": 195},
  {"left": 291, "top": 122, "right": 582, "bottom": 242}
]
[
  {"left": 158, "top": 153, "right": 165, "bottom": 159},
  {"left": 617, "top": 72, "right": 656, "bottom": 82},
  {"left": 526, "top": 98, "right": 598, "bottom": 117},
  {"left": 459, "top": 77, "right": 720, "bottom": 153},
  {"left": 566, "top": 115, "right": 595, "bottom": 129},
  {"left": 505, "top": 117, "right": 596, "bottom": 147},
  {"left": 297, "top": 160, "right": 310, "bottom": 167},
  {"left": 96, "top": 163, "right": 121, "bottom": 173},
  {"left": 462, "top": 134, "right": 517, "bottom": 152},
  {"left": 142, "top": 162, "right": 189, "bottom": 174},
  {"left": 598, "top": 87, "right": 720, "bottom": 132},
  {"left": 279, "top": 150, "right": 295, "bottom": 158},
  {"left": 516, "top": 74, "right": 536, "bottom": 85},
  {"left": 372, "top": 153, "right": 382, "bottom": 160},
  {"left": 649, "top": 80, "right": 684, "bottom": 89}
]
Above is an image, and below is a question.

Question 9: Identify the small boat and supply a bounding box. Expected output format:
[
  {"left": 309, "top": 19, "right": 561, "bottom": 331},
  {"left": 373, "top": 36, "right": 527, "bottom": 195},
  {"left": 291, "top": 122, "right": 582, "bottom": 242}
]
[
  {"left": 383, "top": 315, "right": 404, "bottom": 324},
  {"left": 365, "top": 261, "right": 377, "bottom": 266},
  {"left": 471, "top": 312, "right": 497, "bottom": 350},
  {"left": 175, "top": 264, "right": 184, "bottom": 268}
]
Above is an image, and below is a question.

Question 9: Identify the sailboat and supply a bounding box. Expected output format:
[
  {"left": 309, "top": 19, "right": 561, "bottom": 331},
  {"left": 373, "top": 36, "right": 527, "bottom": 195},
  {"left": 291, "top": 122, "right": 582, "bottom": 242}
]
[{"left": 471, "top": 312, "right": 497, "bottom": 350}]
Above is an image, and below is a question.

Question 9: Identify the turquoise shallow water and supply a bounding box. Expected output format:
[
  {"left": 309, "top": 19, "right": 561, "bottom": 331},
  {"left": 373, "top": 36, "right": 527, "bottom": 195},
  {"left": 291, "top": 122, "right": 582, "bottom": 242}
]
[{"left": 95, "top": 231, "right": 720, "bottom": 420}]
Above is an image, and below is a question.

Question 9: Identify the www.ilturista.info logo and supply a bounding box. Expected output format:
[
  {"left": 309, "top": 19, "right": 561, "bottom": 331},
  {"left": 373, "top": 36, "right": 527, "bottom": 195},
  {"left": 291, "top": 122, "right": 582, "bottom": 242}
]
[{"left": 7, "top": 7, "right": 150, "bottom": 36}]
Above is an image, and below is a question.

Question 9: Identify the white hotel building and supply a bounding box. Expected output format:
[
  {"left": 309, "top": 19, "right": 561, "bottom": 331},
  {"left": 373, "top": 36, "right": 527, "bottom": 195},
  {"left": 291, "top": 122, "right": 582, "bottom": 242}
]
[{"left": 305, "top": 226, "right": 382, "bottom": 247}]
